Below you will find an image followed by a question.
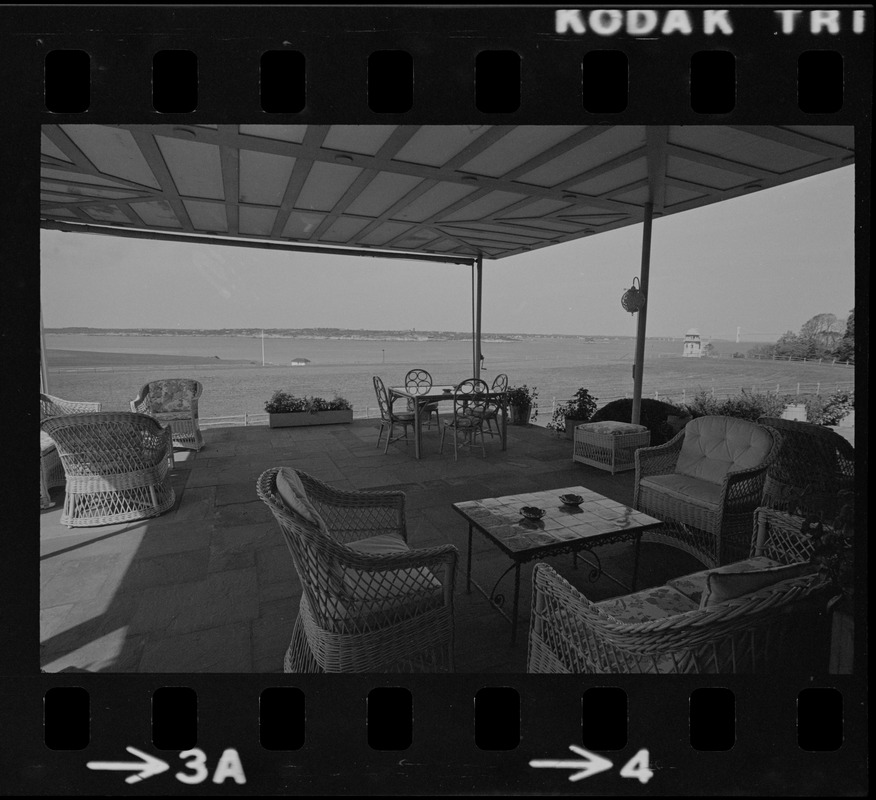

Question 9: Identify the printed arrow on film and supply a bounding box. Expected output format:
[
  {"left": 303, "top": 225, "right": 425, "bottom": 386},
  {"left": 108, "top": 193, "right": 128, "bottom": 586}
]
[
  {"left": 530, "top": 744, "right": 614, "bottom": 782},
  {"left": 87, "top": 746, "right": 170, "bottom": 784}
]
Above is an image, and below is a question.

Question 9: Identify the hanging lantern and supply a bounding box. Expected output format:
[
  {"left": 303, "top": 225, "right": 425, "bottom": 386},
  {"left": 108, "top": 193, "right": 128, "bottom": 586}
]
[{"left": 621, "top": 277, "right": 646, "bottom": 314}]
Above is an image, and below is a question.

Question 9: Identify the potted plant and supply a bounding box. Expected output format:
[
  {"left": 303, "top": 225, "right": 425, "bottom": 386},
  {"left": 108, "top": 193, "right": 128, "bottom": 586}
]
[
  {"left": 506, "top": 384, "right": 538, "bottom": 426},
  {"left": 800, "top": 489, "right": 854, "bottom": 600},
  {"left": 546, "top": 388, "right": 598, "bottom": 439},
  {"left": 265, "top": 391, "right": 353, "bottom": 428}
]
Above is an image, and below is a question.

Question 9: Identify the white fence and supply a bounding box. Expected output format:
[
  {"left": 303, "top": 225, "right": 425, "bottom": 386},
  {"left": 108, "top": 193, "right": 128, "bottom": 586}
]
[{"left": 200, "top": 380, "right": 853, "bottom": 429}]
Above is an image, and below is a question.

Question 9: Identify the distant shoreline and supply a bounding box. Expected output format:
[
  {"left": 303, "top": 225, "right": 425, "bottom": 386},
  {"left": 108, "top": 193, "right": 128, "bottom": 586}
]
[
  {"left": 43, "top": 327, "right": 679, "bottom": 343},
  {"left": 45, "top": 349, "right": 257, "bottom": 368}
]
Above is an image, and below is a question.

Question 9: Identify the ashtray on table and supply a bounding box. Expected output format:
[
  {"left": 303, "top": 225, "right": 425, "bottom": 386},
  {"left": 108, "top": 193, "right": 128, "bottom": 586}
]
[
  {"left": 520, "top": 506, "right": 546, "bottom": 520},
  {"left": 559, "top": 494, "right": 583, "bottom": 507}
]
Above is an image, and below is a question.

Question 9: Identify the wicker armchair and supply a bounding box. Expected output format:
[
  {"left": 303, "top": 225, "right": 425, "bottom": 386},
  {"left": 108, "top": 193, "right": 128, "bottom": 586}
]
[
  {"left": 527, "top": 507, "right": 832, "bottom": 674},
  {"left": 634, "top": 415, "right": 776, "bottom": 568},
  {"left": 256, "top": 467, "right": 458, "bottom": 672},
  {"left": 40, "top": 393, "right": 102, "bottom": 509},
  {"left": 440, "top": 378, "right": 490, "bottom": 460},
  {"left": 40, "top": 412, "right": 175, "bottom": 527},
  {"left": 130, "top": 378, "right": 203, "bottom": 451},
  {"left": 756, "top": 416, "right": 855, "bottom": 520}
]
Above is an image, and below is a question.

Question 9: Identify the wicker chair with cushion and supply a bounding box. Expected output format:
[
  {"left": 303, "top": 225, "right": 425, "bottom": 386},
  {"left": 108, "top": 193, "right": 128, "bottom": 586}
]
[
  {"left": 404, "top": 369, "right": 441, "bottom": 430},
  {"left": 373, "top": 375, "right": 416, "bottom": 453},
  {"left": 40, "top": 394, "right": 102, "bottom": 509},
  {"left": 40, "top": 412, "right": 175, "bottom": 528},
  {"left": 440, "top": 378, "right": 490, "bottom": 461},
  {"left": 256, "top": 467, "right": 458, "bottom": 673},
  {"left": 634, "top": 415, "right": 776, "bottom": 568},
  {"left": 130, "top": 378, "right": 203, "bottom": 451},
  {"left": 756, "top": 416, "right": 855, "bottom": 520},
  {"left": 527, "top": 506, "right": 832, "bottom": 674}
]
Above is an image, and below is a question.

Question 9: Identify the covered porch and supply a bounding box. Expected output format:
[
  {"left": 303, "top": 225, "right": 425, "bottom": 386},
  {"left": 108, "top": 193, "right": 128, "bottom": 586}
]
[{"left": 39, "top": 419, "right": 705, "bottom": 673}]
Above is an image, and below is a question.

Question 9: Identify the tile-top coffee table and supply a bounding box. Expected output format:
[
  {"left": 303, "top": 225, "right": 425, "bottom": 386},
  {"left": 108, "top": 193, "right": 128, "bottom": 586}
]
[{"left": 452, "top": 486, "right": 662, "bottom": 644}]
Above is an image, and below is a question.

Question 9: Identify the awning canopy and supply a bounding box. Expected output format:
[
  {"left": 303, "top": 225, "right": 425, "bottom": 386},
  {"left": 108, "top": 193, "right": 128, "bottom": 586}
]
[{"left": 40, "top": 124, "right": 854, "bottom": 260}]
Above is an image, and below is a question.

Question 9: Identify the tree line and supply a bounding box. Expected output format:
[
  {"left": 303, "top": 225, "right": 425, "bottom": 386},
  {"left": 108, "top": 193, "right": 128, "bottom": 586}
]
[{"left": 748, "top": 311, "right": 855, "bottom": 364}]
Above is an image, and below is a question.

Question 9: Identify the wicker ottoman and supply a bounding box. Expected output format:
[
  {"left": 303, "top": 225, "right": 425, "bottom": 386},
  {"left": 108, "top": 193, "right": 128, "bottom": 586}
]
[{"left": 572, "top": 420, "right": 650, "bottom": 474}]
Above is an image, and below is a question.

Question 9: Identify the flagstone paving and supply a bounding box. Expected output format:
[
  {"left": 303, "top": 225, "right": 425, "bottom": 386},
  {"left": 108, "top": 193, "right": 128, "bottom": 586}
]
[{"left": 40, "top": 419, "right": 704, "bottom": 673}]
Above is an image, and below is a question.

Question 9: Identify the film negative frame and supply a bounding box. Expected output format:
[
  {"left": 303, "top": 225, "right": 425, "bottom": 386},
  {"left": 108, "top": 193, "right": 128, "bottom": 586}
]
[{"left": 3, "top": 4, "right": 869, "bottom": 795}]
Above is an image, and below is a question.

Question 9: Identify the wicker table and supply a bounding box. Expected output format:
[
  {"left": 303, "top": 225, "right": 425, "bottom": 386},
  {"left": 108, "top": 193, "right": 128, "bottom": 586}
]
[
  {"left": 573, "top": 421, "right": 651, "bottom": 474},
  {"left": 452, "top": 486, "right": 662, "bottom": 644}
]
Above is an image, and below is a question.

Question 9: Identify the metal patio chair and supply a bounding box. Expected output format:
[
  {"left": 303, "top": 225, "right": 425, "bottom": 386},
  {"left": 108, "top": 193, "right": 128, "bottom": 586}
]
[
  {"left": 404, "top": 368, "right": 441, "bottom": 429},
  {"left": 373, "top": 375, "right": 415, "bottom": 453},
  {"left": 440, "top": 378, "right": 490, "bottom": 461}
]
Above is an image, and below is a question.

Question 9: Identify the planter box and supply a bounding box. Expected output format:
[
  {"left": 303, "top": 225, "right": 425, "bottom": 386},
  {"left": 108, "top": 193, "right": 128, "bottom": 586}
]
[
  {"left": 509, "top": 405, "right": 532, "bottom": 425},
  {"left": 269, "top": 410, "right": 353, "bottom": 428}
]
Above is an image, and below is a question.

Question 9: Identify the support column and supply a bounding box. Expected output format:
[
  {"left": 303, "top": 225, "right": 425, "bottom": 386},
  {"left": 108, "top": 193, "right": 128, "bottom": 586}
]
[
  {"left": 40, "top": 306, "right": 49, "bottom": 395},
  {"left": 473, "top": 254, "right": 483, "bottom": 380},
  {"left": 631, "top": 202, "right": 653, "bottom": 425}
]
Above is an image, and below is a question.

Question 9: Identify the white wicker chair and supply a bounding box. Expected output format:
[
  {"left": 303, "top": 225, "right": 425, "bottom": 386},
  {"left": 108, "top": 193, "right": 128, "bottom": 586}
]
[
  {"left": 130, "top": 378, "right": 203, "bottom": 451},
  {"left": 634, "top": 415, "right": 776, "bottom": 567},
  {"left": 527, "top": 507, "right": 832, "bottom": 674},
  {"left": 40, "top": 412, "right": 175, "bottom": 527},
  {"left": 40, "top": 393, "right": 102, "bottom": 509},
  {"left": 257, "top": 467, "right": 458, "bottom": 673},
  {"left": 757, "top": 416, "right": 855, "bottom": 519}
]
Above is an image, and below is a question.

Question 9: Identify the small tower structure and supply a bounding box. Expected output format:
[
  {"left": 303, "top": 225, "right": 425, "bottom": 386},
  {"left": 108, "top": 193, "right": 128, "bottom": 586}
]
[{"left": 683, "top": 328, "right": 703, "bottom": 358}]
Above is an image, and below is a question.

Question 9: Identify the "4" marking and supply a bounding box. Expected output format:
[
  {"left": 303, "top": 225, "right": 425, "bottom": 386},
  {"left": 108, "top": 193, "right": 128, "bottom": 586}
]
[{"left": 530, "top": 746, "right": 654, "bottom": 784}]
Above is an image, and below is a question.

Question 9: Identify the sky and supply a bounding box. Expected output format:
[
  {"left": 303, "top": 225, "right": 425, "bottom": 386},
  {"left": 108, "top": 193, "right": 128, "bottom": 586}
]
[{"left": 40, "top": 164, "right": 856, "bottom": 341}]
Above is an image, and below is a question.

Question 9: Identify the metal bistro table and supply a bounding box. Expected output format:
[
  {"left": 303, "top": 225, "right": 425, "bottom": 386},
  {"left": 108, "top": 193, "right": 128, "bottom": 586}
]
[
  {"left": 388, "top": 383, "right": 508, "bottom": 460},
  {"left": 452, "top": 486, "right": 663, "bottom": 645}
]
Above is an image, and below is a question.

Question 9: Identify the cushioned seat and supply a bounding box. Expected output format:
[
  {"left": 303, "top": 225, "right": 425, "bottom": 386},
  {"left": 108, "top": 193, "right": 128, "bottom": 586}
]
[
  {"left": 634, "top": 415, "right": 776, "bottom": 567},
  {"left": 595, "top": 584, "right": 697, "bottom": 622}
]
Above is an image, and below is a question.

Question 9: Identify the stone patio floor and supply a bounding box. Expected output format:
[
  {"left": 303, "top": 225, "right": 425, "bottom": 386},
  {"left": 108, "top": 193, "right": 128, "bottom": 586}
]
[{"left": 40, "top": 419, "right": 716, "bottom": 673}]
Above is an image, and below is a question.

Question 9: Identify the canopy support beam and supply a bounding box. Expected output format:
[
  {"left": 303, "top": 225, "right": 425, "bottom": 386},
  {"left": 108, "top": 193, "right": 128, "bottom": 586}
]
[
  {"left": 40, "top": 306, "right": 49, "bottom": 395},
  {"left": 631, "top": 126, "right": 668, "bottom": 425},
  {"left": 473, "top": 254, "right": 483, "bottom": 380},
  {"left": 631, "top": 203, "right": 653, "bottom": 425},
  {"left": 40, "top": 220, "right": 478, "bottom": 267}
]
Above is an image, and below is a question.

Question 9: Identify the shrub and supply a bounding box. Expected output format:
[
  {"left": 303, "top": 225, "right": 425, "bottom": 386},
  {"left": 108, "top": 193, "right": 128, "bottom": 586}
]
[
  {"left": 590, "top": 398, "right": 690, "bottom": 445},
  {"left": 685, "top": 389, "right": 787, "bottom": 423},
  {"left": 715, "top": 390, "right": 788, "bottom": 422},
  {"left": 546, "top": 388, "right": 598, "bottom": 434},
  {"left": 804, "top": 390, "right": 854, "bottom": 425},
  {"left": 684, "top": 389, "right": 721, "bottom": 418}
]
